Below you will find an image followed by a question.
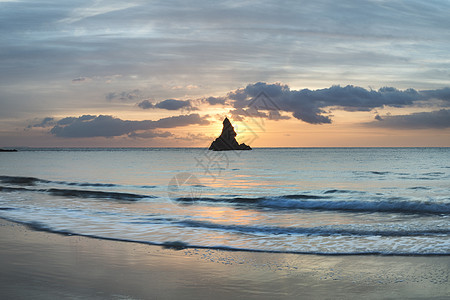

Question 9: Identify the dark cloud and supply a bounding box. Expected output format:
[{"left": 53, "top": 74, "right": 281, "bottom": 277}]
[
  {"left": 49, "top": 114, "right": 209, "bottom": 138},
  {"left": 229, "top": 82, "right": 287, "bottom": 103},
  {"left": 421, "top": 87, "right": 450, "bottom": 102},
  {"left": 229, "top": 82, "right": 332, "bottom": 124},
  {"left": 227, "top": 82, "right": 448, "bottom": 124},
  {"left": 204, "top": 96, "right": 227, "bottom": 105},
  {"left": 229, "top": 107, "right": 290, "bottom": 122},
  {"left": 106, "top": 90, "right": 143, "bottom": 102},
  {"left": 365, "top": 109, "right": 450, "bottom": 129},
  {"left": 317, "top": 86, "right": 421, "bottom": 110},
  {"left": 153, "top": 99, "right": 192, "bottom": 110},
  {"left": 27, "top": 117, "right": 55, "bottom": 128},
  {"left": 137, "top": 100, "right": 153, "bottom": 109},
  {"left": 138, "top": 99, "right": 194, "bottom": 110},
  {"left": 57, "top": 115, "right": 96, "bottom": 126}
]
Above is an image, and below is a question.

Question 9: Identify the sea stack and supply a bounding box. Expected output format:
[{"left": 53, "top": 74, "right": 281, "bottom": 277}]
[{"left": 209, "top": 117, "right": 252, "bottom": 151}]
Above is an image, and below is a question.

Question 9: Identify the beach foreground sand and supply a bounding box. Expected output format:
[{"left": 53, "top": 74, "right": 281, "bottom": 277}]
[{"left": 0, "top": 218, "right": 448, "bottom": 299}]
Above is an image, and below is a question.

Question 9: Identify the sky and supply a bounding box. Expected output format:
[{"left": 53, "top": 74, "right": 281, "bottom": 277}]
[{"left": 1, "top": 0, "right": 449, "bottom": 147}]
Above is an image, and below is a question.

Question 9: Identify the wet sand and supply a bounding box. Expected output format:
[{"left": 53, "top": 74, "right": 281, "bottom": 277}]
[{"left": 0, "top": 218, "right": 448, "bottom": 299}]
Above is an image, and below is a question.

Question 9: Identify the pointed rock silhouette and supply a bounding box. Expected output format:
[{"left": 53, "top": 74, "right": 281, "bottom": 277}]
[{"left": 209, "top": 118, "right": 252, "bottom": 151}]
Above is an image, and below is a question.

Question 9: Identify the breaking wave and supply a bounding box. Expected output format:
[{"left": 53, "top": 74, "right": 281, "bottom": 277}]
[
  {"left": 0, "top": 185, "right": 153, "bottom": 201},
  {"left": 3, "top": 219, "right": 448, "bottom": 256},
  {"left": 0, "top": 175, "right": 44, "bottom": 186},
  {"left": 0, "top": 175, "right": 155, "bottom": 189},
  {"left": 176, "top": 219, "right": 449, "bottom": 237},
  {"left": 176, "top": 195, "right": 450, "bottom": 214},
  {"left": 46, "top": 188, "right": 154, "bottom": 201}
]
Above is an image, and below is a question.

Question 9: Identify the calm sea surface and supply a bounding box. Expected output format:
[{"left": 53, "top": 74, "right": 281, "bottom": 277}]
[{"left": 0, "top": 148, "right": 449, "bottom": 254}]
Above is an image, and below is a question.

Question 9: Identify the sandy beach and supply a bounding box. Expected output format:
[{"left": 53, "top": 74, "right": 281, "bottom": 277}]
[{"left": 0, "top": 218, "right": 448, "bottom": 299}]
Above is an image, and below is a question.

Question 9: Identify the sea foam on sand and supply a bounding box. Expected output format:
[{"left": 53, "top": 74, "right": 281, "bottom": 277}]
[{"left": 0, "top": 218, "right": 448, "bottom": 299}]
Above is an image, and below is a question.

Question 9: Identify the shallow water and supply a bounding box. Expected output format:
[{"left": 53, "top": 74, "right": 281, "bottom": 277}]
[
  {"left": 1, "top": 147, "right": 449, "bottom": 254},
  {"left": 2, "top": 219, "right": 448, "bottom": 300}
]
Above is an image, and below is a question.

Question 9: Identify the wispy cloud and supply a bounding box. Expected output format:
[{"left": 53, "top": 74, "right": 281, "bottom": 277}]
[
  {"left": 106, "top": 89, "right": 143, "bottom": 102},
  {"left": 203, "top": 96, "right": 227, "bottom": 106},
  {"left": 137, "top": 99, "right": 195, "bottom": 111},
  {"left": 27, "top": 117, "right": 55, "bottom": 128},
  {"left": 59, "top": 1, "right": 139, "bottom": 24},
  {"left": 2, "top": 0, "right": 450, "bottom": 90},
  {"left": 72, "top": 77, "right": 90, "bottom": 83},
  {"left": 365, "top": 109, "right": 450, "bottom": 129}
]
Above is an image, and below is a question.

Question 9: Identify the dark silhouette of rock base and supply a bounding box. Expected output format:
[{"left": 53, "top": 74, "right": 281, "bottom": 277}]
[{"left": 209, "top": 118, "right": 252, "bottom": 151}]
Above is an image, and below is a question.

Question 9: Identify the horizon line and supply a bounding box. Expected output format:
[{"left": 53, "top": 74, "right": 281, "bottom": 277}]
[{"left": 2, "top": 146, "right": 449, "bottom": 150}]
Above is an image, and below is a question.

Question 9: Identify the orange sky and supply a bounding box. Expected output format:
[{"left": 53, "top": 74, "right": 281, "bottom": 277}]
[{"left": 4, "top": 105, "right": 448, "bottom": 148}]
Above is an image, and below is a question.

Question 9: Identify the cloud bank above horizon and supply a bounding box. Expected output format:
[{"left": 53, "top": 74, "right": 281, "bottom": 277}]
[{"left": 26, "top": 82, "right": 450, "bottom": 142}]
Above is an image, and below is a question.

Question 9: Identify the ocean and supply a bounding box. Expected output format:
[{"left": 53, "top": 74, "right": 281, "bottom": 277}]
[{"left": 0, "top": 147, "right": 449, "bottom": 255}]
